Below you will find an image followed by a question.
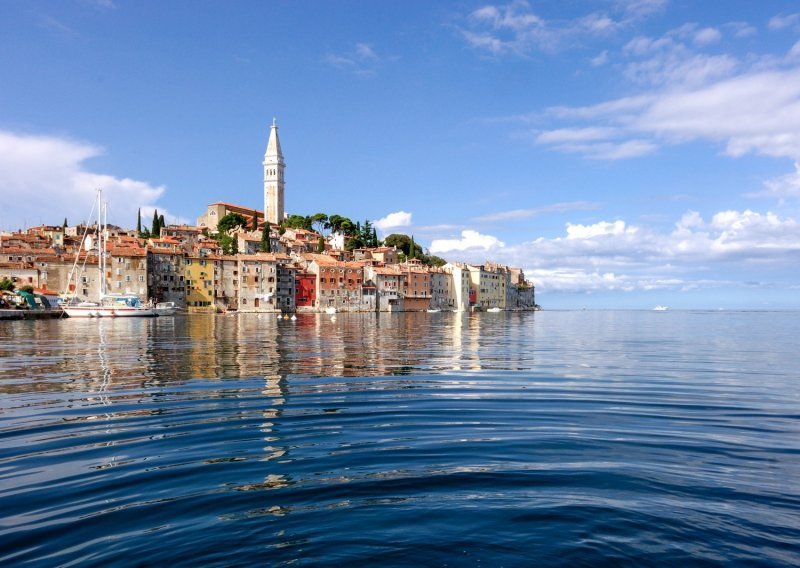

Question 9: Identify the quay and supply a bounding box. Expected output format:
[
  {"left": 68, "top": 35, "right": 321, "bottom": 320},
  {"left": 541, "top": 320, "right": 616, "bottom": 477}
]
[{"left": 0, "top": 309, "right": 64, "bottom": 320}]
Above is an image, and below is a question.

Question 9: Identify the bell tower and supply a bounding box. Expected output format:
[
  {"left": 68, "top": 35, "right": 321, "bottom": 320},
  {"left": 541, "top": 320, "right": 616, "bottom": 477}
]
[{"left": 263, "top": 118, "right": 285, "bottom": 225}]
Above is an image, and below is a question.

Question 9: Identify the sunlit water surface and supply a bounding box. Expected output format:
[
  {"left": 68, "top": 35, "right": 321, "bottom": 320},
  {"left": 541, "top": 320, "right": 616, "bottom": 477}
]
[{"left": 2, "top": 311, "right": 800, "bottom": 566}]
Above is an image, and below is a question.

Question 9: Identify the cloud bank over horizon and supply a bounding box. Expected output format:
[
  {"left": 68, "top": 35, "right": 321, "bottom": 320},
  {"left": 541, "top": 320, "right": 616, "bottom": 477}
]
[
  {"left": 0, "top": 130, "right": 184, "bottom": 230},
  {"left": 431, "top": 209, "right": 800, "bottom": 297}
]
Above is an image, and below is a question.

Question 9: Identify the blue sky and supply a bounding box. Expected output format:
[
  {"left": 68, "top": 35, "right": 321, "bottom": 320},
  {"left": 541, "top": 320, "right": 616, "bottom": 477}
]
[{"left": 2, "top": 0, "right": 800, "bottom": 309}]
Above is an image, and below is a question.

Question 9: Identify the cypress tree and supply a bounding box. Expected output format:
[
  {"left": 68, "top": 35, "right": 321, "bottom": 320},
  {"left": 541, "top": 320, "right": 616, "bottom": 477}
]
[
  {"left": 136, "top": 209, "right": 142, "bottom": 235},
  {"left": 159, "top": 214, "right": 165, "bottom": 229},
  {"left": 371, "top": 228, "right": 378, "bottom": 247},
  {"left": 260, "top": 226, "right": 271, "bottom": 252},
  {"left": 409, "top": 236, "right": 416, "bottom": 259},
  {"left": 251, "top": 210, "right": 258, "bottom": 231},
  {"left": 63, "top": 218, "right": 68, "bottom": 231},
  {"left": 151, "top": 209, "right": 160, "bottom": 237}
]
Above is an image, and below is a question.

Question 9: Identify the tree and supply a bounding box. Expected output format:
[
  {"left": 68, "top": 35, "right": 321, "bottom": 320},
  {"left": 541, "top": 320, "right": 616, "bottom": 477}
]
[
  {"left": 371, "top": 228, "right": 379, "bottom": 248},
  {"left": 345, "top": 235, "right": 364, "bottom": 252},
  {"left": 136, "top": 209, "right": 142, "bottom": 236},
  {"left": 340, "top": 219, "right": 355, "bottom": 236},
  {"left": 311, "top": 213, "right": 328, "bottom": 234},
  {"left": 0, "top": 277, "right": 14, "bottom": 291},
  {"left": 159, "top": 214, "right": 165, "bottom": 229},
  {"left": 424, "top": 254, "right": 447, "bottom": 267},
  {"left": 384, "top": 233, "right": 424, "bottom": 260},
  {"left": 63, "top": 218, "right": 68, "bottom": 231},
  {"left": 219, "top": 234, "right": 238, "bottom": 255},
  {"left": 151, "top": 209, "right": 161, "bottom": 237},
  {"left": 384, "top": 233, "right": 412, "bottom": 255},
  {"left": 260, "top": 226, "right": 271, "bottom": 252},
  {"left": 216, "top": 213, "right": 247, "bottom": 234},
  {"left": 284, "top": 214, "right": 312, "bottom": 231},
  {"left": 316, "top": 235, "right": 325, "bottom": 253},
  {"left": 251, "top": 210, "right": 259, "bottom": 231}
]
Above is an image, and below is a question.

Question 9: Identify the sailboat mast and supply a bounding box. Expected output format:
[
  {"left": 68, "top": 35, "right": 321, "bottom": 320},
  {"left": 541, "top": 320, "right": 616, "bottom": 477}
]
[{"left": 98, "top": 189, "right": 107, "bottom": 298}]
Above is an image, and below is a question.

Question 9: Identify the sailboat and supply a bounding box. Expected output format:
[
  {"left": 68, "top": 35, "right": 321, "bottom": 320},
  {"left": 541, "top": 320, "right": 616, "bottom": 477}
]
[{"left": 62, "top": 190, "right": 158, "bottom": 318}]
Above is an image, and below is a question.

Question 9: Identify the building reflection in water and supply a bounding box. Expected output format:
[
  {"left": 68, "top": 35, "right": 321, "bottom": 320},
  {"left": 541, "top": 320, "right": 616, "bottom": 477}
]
[{"left": 1, "top": 312, "right": 539, "bottom": 396}]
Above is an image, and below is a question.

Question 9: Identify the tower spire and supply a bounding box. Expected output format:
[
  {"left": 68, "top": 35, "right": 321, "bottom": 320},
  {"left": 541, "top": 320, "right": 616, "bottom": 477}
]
[{"left": 263, "top": 118, "right": 285, "bottom": 225}]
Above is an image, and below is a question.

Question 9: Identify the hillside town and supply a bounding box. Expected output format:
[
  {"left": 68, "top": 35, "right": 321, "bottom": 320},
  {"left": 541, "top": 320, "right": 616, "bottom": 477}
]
[{"left": 1, "top": 120, "right": 536, "bottom": 314}]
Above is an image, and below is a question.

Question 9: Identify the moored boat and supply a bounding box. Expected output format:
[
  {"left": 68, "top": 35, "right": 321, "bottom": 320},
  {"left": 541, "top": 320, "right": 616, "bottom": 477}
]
[
  {"left": 61, "top": 189, "right": 157, "bottom": 318},
  {"left": 154, "top": 301, "right": 181, "bottom": 316},
  {"left": 63, "top": 294, "right": 157, "bottom": 318}
]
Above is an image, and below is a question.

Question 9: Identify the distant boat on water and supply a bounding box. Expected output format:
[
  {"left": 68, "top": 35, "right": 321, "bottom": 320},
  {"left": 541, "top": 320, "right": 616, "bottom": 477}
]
[{"left": 653, "top": 305, "right": 668, "bottom": 311}]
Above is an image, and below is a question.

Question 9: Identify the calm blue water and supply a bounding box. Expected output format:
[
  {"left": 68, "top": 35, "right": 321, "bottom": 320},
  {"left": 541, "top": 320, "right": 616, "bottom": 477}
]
[{"left": 1, "top": 311, "right": 800, "bottom": 566}]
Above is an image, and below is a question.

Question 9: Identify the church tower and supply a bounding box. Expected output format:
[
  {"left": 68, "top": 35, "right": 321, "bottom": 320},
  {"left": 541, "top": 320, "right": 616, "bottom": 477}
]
[{"left": 263, "top": 118, "right": 285, "bottom": 225}]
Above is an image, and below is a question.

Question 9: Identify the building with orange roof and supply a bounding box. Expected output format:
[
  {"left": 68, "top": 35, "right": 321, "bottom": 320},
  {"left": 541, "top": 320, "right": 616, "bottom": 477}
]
[{"left": 196, "top": 202, "right": 264, "bottom": 232}]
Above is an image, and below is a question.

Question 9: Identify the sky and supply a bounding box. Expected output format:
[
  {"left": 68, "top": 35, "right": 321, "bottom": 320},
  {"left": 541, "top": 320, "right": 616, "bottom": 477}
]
[{"left": 2, "top": 0, "right": 800, "bottom": 309}]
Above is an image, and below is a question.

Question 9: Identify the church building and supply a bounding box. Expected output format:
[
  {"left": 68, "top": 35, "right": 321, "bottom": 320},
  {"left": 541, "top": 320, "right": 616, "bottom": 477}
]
[{"left": 196, "top": 118, "right": 286, "bottom": 231}]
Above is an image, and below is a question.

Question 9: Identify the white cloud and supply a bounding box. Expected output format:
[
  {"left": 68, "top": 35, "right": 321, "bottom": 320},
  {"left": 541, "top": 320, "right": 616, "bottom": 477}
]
[
  {"left": 0, "top": 130, "right": 180, "bottom": 230},
  {"left": 769, "top": 13, "right": 800, "bottom": 31},
  {"left": 590, "top": 50, "right": 609, "bottom": 66},
  {"left": 747, "top": 162, "right": 800, "bottom": 201},
  {"left": 549, "top": 139, "right": 658, "bottom": 160},
  {"left": 459, "top": 1, "right": 642, "bottom": 56},
  {"left": 374, "top": 210, "right": 413, "bottom": 231},
  {"left": 430, "top": 230, "right": 505, "bottom": 253},
  {"left": 325, "top": 43, "right": 384, "bottom": 75},
  {"left": 535, "top": 127, "right": 619, "bottom": 144},
  {"left": 693, "top": 27, "right": 722, "bottom": 46},
  {"left": 430, "top": 209, "right": 800, "bottom": 294},
  {"left": 566, "top": 219, "right": 634, "bottom": 239},
  {"left": 475, "top": 201, "right": 600, "bottom": 222},
  {"left": 725, "top": 21, "right": 757, "bottom": 38}
]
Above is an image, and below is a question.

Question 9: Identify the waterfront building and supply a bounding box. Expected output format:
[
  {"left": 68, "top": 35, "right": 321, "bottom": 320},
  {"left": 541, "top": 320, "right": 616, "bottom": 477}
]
[
  {"left": 467, "top": 264, "right": 505, "bottom": 310},
  {"left": 213, "top": 255, "right": 238, "bottom": 310},
  {"left": 505, "top": 267, "right": 536, "bottom": 309},
  {"left": 235, "top": 253, "right": 293, "bottom": 311},
  {"left": 364, "top": 265, "right": 403, "bottom": 311},
  {"left": 147, "top": 245, "right": 186, "bottom": 306},
  {"left": 275, "top": 257, "right": 297, "bottom": 312},
  {"left": 185, "top": 254, "right": 215, "bottom": 311},
  {"left": 429, "top": 267, "right": 453, "bottom": 310},
  {"left": 107, "top": 240, "right": 148, "bottom": 299},
  {"left": 402, "top": 265, "right": 432, "bottom": 311},
  {"left": 263, "top": 118, "right": 285, "bottom": 225},
  {"left": 441, "top": 263, "right": 472, "bottom": 312},
  {"left": 295, "top": 270, "right": 317, "bottom": 309}
]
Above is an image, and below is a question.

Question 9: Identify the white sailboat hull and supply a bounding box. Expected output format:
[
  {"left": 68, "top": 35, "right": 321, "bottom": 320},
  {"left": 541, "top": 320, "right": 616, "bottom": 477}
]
[{"left": 63, "top": 305, "right": 157, "bottom": 318}]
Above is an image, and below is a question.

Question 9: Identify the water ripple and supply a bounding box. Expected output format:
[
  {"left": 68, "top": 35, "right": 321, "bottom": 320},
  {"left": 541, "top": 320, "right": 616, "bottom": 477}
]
[{"left": 2, "top": 311, "right": 800, "bottom": 565}]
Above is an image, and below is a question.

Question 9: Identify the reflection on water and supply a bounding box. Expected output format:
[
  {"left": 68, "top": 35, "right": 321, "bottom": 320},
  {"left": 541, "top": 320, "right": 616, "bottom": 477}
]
[
  {"left": 0, "top": 312, "right": 540, "bottom": 395},
  {"left": 2, "top": 311, "right": 800, "bottom": 566}
]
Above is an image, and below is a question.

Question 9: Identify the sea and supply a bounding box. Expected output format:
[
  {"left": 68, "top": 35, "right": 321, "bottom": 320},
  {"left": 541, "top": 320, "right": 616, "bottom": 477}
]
[{"left": 1, "top": 310, "right": 799, "bottom": 566}]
